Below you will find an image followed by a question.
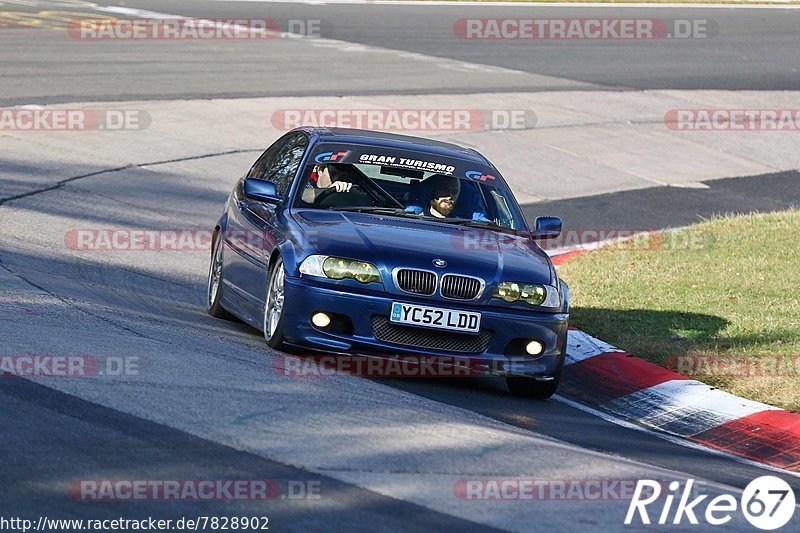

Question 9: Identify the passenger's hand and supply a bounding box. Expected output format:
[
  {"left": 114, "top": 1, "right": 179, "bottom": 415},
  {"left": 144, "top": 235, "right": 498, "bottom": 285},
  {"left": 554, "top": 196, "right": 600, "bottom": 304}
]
[{"left": 330, "top": 181, "right": 352, "bottom": 193}]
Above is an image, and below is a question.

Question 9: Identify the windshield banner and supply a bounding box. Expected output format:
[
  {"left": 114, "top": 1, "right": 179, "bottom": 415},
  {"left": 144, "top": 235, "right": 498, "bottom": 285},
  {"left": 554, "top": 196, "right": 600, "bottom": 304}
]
[{"left": 311, "top": 144, "right": 496, "bottom": 180}]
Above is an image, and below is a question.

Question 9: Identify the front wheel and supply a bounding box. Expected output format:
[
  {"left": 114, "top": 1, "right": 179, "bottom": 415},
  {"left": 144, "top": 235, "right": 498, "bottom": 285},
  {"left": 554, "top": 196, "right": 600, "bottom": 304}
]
[
  {"left": 263, "top": 259, "right": 286, "bottom": 349},
  {"left": 506, "top": 373, "right": 561, "bottom": 400},
  {"left": 207, "top": 231, "right": 234, "bottom": 320}
]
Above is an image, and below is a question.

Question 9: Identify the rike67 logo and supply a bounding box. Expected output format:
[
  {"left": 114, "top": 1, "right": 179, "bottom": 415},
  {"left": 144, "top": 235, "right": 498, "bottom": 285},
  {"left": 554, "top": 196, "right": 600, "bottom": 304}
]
[{"left": 626, "top": 477, "right": 795, "bottom": 530}]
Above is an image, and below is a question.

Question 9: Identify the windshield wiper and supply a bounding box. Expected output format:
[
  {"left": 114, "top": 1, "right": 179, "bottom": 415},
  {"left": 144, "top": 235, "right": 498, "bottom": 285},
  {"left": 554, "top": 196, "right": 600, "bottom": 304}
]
[
  {"left": 330, "top": 207, "right": 421, "bottom": 217},
  {"left": 329, "top": 208, "right": 520, "bottom": 233},
  {"left": 443, "top": 218, "right": 520, "bottom": 234}
]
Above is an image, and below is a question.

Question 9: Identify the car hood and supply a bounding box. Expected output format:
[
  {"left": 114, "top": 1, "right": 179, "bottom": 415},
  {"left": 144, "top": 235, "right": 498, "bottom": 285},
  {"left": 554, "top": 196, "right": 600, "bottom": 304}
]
[{"left": 293, "top": 210, "right": 555, "bottom": 287}]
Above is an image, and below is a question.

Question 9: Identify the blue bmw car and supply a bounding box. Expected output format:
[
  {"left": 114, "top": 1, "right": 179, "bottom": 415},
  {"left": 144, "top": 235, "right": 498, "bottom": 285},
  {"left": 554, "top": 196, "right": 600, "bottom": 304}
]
[{"left": 208, "top": 127, "right": 569, "bottom": 398}]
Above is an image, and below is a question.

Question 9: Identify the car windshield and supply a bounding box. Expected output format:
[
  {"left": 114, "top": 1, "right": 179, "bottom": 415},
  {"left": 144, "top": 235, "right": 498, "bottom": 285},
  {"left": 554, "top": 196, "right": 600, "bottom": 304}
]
[{"left": 294, "top": 145, "right": 526, "bottom": 232}]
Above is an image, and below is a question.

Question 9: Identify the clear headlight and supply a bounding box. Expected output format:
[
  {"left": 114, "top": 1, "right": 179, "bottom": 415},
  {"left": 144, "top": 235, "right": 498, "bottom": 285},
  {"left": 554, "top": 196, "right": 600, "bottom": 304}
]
[
  {"left": 299, "top": 255, "right": 327, "bottom": 277},
  {"left": 300, "top": 255, "right": 381, "bottom": 284},
  {"left": 494, "top": 282, "right": 560, "bottom": 307}
]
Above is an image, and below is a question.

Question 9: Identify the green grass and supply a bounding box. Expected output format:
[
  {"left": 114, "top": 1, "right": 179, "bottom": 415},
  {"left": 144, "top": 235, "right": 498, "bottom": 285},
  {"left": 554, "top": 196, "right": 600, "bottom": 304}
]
[{"left": 557, "top": 209, "right": 800, "bottom": 411}]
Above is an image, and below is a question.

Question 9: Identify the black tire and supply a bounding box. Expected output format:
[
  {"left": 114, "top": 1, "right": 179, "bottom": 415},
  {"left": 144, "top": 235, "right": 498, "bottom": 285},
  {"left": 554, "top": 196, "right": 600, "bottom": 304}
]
[
  {"left": 263, "top": 258, "right": 286, "bottom": 349},
  {"left": 506, "top": 375, "right": 560, "bottom": 399},
  {"left": 207, "top": 230, "right": 235, "bottom": 320},
  {"left": 506, "top": 354, "right": 564, "bottom": 399}
]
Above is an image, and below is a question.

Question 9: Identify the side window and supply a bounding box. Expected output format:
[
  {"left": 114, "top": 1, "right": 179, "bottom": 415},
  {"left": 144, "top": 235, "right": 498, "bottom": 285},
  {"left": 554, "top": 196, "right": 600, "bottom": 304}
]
[
  {"left": 248, "top": 133, "right": 308, "bottom": 197},
  {"left": 270, "top": 134, "right": 308, "bottom": 196},
  {"left": 248, "top": 142, "right": 282, "bottom": 181}
]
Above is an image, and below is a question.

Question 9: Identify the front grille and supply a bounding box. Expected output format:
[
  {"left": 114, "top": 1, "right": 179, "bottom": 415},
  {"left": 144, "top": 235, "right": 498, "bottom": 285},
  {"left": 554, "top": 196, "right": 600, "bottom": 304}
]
[
  {"left": 395, "top": 269, "right": 436, "bottom": 296},
  {"left": 441, "top": 274, "right": 482, "bottom": 300},
  {"left": 371, "top": 316, "right": 493, "bottom": 354}
]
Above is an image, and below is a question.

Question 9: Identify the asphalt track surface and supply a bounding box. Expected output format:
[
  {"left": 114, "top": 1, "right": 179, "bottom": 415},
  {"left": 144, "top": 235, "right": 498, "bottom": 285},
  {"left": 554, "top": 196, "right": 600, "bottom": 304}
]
[
  {"left": 521, "top": 169, "right": 800, "bottom": 232},
  {"left": 2, "top": 1, "right": 800, "bottom": 531},
  {"left": 2, "top": 0, "right": 800, "bottom": 105}
]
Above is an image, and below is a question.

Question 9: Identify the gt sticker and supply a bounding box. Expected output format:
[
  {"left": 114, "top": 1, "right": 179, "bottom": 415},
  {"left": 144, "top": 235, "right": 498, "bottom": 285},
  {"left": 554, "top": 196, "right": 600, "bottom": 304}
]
[
  {"left": 466, "top": 170, "right": 496, "bottom": 181},
  {"left": 314, "top": 150, "right": 349, "bottom": 163}
]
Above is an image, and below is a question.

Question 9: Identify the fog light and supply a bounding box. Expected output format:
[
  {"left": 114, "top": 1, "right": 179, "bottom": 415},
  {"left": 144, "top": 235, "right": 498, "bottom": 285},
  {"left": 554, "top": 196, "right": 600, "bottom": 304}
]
[
  {"left": 312, "top": 312, "right": 331, "bottom": 328},
  {"left": 525, "top": 340, "right": 544, "bottom": 356}
]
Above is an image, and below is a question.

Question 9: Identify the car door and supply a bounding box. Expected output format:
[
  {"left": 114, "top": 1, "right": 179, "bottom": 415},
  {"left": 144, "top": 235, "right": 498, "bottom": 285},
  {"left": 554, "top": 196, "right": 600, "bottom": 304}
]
[{"left": 223, "top": 132, "right": 309, "bottom": 320}]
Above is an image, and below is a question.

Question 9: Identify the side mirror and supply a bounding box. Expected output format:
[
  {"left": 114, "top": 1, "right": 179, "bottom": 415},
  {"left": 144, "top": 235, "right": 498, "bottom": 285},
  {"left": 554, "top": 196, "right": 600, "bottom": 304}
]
[
  {"left": 532, "top": 216, "right": 562, "bottom": 239},
  {"left": 243, "top": 178, "right": 281, "bottom": 204}
]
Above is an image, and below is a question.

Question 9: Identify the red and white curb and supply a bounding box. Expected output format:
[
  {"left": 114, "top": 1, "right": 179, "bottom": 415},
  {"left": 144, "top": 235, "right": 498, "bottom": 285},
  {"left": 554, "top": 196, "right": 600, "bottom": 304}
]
[{"left": 552, "top": 252, "right": 800, "bottom": 474}]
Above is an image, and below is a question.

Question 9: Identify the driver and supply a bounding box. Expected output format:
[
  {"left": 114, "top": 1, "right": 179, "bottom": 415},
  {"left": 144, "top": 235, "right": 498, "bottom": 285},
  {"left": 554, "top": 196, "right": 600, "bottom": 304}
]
[
  {"left": 316, "top": 163, "right": 353, "bottom": 192},
  {"left": 424, "top": 175, "right": 460, "bottom": 218},
  {"left": 302, "top": 163, "right": 353, "bottom": 204}
]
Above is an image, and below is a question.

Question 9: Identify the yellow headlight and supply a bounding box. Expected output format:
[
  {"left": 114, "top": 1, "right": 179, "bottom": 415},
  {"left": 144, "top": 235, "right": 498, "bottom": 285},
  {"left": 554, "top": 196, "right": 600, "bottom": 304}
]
[
  {"left": 495, "top": 282, "right": 521, "bottom": 302},
  {"left": 495, "top": 282, "right": 549, "bottom": 306},
  {"left": 520, "top": 284, "right": 547, "bottom": 306},
  {"left": 353, "top": 261, "right": 381, "bottom": 284},
  {"left": 323, "top": 257, "right": 349, "bottom": 279}
]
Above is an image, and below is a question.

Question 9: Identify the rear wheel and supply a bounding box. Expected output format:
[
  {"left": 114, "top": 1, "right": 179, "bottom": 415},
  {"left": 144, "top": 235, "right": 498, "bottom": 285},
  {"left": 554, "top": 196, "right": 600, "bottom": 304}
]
[
  {"left": 207, "top": 230, "right": 234, "bottom": 320},
  {"left": 263, "top": 259, "right": 286, "bottom": 349}
]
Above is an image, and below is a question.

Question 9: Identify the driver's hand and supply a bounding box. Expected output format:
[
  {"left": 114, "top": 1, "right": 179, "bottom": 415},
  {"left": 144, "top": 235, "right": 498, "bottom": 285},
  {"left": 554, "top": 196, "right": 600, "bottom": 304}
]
[{"left": 330, "top": 181, "right": 352, "bottom": 193}]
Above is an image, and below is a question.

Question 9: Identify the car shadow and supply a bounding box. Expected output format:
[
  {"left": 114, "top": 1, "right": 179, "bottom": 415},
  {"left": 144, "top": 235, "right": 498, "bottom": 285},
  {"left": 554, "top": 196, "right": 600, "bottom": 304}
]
[{"left": 568, "top": 306, "right": 797, "bottom": 366}]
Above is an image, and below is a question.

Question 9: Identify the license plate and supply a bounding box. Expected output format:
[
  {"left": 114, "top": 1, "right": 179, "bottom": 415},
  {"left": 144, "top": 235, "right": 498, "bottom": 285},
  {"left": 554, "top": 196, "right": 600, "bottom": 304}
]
[{"left": 390, "top": 302, "right": 481, "bottom": 334}]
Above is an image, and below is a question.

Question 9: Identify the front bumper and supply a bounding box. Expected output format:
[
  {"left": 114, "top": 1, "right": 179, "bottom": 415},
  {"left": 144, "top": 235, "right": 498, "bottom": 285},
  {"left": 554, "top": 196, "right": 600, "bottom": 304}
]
[{"left": 281, "top": 276, "right": 568, "bottom": 377}]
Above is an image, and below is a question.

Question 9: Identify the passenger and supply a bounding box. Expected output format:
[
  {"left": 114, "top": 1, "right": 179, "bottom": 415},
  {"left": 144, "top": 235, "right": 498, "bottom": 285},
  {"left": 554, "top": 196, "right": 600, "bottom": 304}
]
[{"left": 424, "top": 175, "right": 461, "bottom": 218}]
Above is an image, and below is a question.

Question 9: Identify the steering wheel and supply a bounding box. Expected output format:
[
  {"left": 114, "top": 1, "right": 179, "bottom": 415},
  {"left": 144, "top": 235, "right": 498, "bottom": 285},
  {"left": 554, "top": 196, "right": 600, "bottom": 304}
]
[
  {"left": 316, "top": 185, "right": 372, "bottom": 208},
  {"left": 314, "top": 186, "right": 346, "bottom": 205}
]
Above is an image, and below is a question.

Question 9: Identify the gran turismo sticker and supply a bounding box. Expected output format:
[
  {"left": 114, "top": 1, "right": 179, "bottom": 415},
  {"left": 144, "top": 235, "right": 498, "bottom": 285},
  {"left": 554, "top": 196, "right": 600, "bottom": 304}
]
[{"left": 358, "top": 154, "right": 456, "bottom": 175}]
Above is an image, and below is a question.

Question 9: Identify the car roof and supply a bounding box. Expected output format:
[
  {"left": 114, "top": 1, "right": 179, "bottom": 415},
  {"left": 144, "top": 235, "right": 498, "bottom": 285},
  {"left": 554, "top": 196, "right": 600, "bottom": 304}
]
[{"left": 296, "top": 127, "right": 494, "bottom": 168}]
